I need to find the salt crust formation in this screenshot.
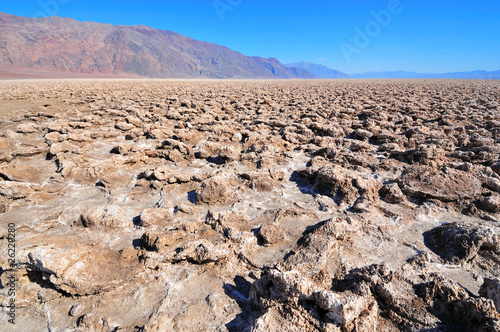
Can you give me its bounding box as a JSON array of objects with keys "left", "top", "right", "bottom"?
[{"left": 0, "top": 79, "right": 499, "bottom": 331}]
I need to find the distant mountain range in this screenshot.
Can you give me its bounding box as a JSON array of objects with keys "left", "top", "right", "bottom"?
[
  {"left": 351, "top": 70, "right": 500, "bottom": 79},
  {"left": 284, "top": 62, "right": 500, "bottom": 80},
  {"left": 0, "top": 12, "right": 498, "bottom": 80},
  {"left": 0, "top": 12, "right": 313, "bottom": 79},
  {"left": 284, "top": 61, "right": 350, "bottom": 79}
]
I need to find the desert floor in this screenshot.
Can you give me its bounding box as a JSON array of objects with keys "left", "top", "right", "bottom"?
[{"left": 1, "top": 79, "right": 500, "bottom": 331}]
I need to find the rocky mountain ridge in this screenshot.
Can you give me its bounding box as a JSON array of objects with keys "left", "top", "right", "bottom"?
[{"left": 0, "top": 12, "right": 314, "bottom": 79}]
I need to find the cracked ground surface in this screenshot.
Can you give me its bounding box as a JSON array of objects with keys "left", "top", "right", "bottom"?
[{"left": 0, "top": 79, "right": 500, "bottom": 331}]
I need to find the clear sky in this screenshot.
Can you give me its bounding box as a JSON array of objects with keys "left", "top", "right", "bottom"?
[{"left": 1, "top": 0, "right": 499, "bottom": 74}]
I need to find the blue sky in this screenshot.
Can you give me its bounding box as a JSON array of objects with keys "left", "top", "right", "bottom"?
[{"left": 1, "top": 0, "right": 499, "bottom": 73}]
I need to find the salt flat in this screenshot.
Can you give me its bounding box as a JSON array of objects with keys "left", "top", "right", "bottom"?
[{"left": 0, "top": 79, "right": 499, "bottom": 331}]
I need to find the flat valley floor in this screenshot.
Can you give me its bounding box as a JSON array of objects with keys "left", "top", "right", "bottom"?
[{"left": 1, "top": 79, "right": 500, "bottom": 331}]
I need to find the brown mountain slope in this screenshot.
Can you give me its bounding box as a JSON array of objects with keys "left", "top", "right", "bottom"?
[{"left": 0, "top": 12, "right": 314, "bottom": 79}]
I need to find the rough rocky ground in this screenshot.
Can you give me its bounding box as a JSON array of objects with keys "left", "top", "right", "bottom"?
[{"left": 0, "top": 79, "right": 499, "bottom": 331}]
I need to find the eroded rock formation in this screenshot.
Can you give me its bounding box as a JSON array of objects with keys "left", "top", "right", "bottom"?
[{"left": 0, "top": 79, "right": 499, "bottom": 331}]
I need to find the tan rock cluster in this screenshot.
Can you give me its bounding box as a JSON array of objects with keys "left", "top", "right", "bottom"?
[{"left": 0, "top": 79, "right": 499, "bottom": 331}]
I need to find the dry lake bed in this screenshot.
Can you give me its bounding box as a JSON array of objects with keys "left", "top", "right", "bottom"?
[{"left": 1, "top": 79, "right": 500, "bottom": 331}]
